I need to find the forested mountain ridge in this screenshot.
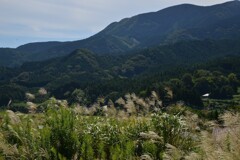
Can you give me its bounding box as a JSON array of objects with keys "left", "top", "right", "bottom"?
[
  {"left": 1, "top": 39, "right": 240, "bottom": 107},
  {"left": 1, "top": 1, "right": 240, "bottom": 67},
  {"left": 11, "top": 39, "right": 240, "bottom": 86}
]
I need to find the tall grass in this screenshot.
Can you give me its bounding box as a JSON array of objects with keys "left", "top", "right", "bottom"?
[{"left": 0, "top": 102, "right": 239, "bottom": 159}]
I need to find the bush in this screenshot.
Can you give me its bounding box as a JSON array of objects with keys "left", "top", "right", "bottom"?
[
  {"left": 46, "top": 108, "right": 79, "bottom": 159},
  {"left": 152, "top": 112, "right": 195, "bottom": 151}
]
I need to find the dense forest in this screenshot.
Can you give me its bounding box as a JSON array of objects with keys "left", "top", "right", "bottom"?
[{"left": 0, "top": 39, "right": 240, "bottom": 111}]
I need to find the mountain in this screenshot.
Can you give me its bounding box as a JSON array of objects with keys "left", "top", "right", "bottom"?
[
  {"left": 0, "top": 48, "right": 24, "bottom": 67},
  {"left": 22, "top": 1, "right": 240, "bottom": 54},
  {"left": 1, "top": 39, "right": 240, "bottom": 105},
  {"left": 8, "top": 39, "right": 240, "bottom": 89},
  {"left": 1, "top": 1, "right": 240, "bottom": 67}
]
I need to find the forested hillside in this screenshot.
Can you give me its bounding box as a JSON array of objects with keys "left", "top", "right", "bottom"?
[{"left": 0, "top": 47, "right": 239, "bottom": 109}]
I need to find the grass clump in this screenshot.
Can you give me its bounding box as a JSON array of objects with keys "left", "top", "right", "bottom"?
[{"left": 0, "top": 101, "right": 239, "bottom": 159}]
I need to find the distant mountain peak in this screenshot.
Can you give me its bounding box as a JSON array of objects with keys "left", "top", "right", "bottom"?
[{"left": 1, "top": 1, "right": 240, "bottom": 67}]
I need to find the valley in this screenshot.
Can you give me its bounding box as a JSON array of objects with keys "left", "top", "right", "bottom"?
[{"left": 0, "top": 1, "right": 240, "bottom": 159}]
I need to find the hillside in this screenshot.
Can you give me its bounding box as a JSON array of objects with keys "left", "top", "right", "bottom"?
[
  {"left": 11, "top": 39, "right": 240, "bottom": 86},
  {"left": 0, "top": 39, "right": 239, "bottom": 106},
  {"left": 20, "top": 1, "right": 240, "bottom": 55},
  {"left": 1, "top": 1, "right": 240, "bottom": 67}
]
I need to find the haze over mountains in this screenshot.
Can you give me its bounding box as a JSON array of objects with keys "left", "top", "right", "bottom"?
[{"left": 1, "top": 1, "right": 240, "bottom": 67}]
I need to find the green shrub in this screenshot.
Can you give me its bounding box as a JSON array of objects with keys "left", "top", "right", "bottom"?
[
  {"left": 152, "top": 112, "right": 194, "bottom": 151},
  {"left": 46, "top": 108, "right": 79, "bottom": 159}
]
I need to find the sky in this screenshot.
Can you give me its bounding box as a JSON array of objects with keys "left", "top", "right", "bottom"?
[{"left": 0, "top": 0, "right": 228, "bottom": 48}]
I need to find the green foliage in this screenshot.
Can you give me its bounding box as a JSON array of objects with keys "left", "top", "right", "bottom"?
[
  {"left": 0, "top": 84, "right": 25, "bottom": 107},
  {"left": 46, "top": 108, "right": 79, "bottom": 159},
  {"left": 68, "top": 88, "right": 87, "bottom": 105},
  {"left": 168, "top": 68, "right": 240, "bottom": 107},
  {"left": 1, "top": 43, "right": 240, "bottom": 108},
  {"left": 9, "top": 102, "right": 28, "bottom": 113},
  {"left": 1, "top": 104, "right": 240, "bottom": 159},
  {"left": 152, "top": 112, "right": 195, "bottom": 151},
  {"left": 0, "top": 111, "right": 47, "bottom": 159},
  {"left": 142, "top": 141, "right": 158, "bottom": 159}
]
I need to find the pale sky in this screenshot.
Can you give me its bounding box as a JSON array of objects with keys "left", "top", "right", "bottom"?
[{"left": 0, "top": 0, "right": 228, "bottom": 48}]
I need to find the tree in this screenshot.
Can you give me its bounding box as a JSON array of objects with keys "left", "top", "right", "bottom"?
[
  {"left": 69, "top": 89, "right": 87, "bottom": 105},
  {"left": 194, "top": 77, "right": 211, "bottom": 95},
  {"left": 228, "top": 73, "right": 239, "bottom": 91},
  {"left": 220, "top": 85, "right": 234, "bottom": 99},
  {"left": 182, "top": 73, "right": 194, "bottom": 89}
]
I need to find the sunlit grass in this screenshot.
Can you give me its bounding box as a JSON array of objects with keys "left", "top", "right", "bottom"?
[{"left": 0, "top": 100, "right": 239, "bottom": 159}]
